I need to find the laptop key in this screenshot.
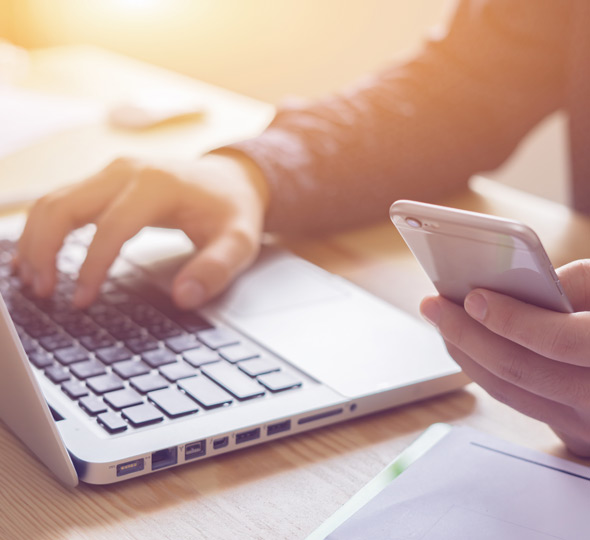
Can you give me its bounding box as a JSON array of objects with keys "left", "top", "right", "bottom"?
[
  {"left": 201, "top": 362, "right": 265, "bottom": 401},
  {"left": 125, "top": 335, "right": 159, "bottom": 354},
  {"left": 148, "top": 387, "right": 199, "bottom": 418},
  {"left": 174, "top": 311, "right": 212, "bottom": 333},
  {"left": 164, "top": 334, "right": 200, "bottom": 353},
  {"left": 141, "top": 348, "right": 177, "bottom": 368},
  {"left": 62, "top": 379, "right": 89, "bottom": 400},
  {"left": 219, "top": 344, "right": 260, "bottom": 364},
  {"left": 54, "top": 345, "right": 90, "bottom": 365},
  {"left": 112, "top": 359, "right": 151, "bottom": 379},
  {"left": 147, "top": 320, "right": 182, "bottom": 340},
  {"left": 121, "top": 403, "right": 164, "bottom": 428},
  {"left": 258, "top": 371, "right": 303, "bottom": 393},
  {"left": 19, "top": 334, "right": 38, "bottom": 354},
  {"left": 95, "top": 345, "right": 134, "bottom": 365},
  {"left": 107, "top": 321, "right": 142, "bottom": 340},
  {"left": 70, "top": 359, "right": 107, "bottom": 380},
  {"left": 79, "top": 395, "right": 108, "bottom": 416},
  {"left": 97, "top": 411, "right": 128, "bottom": 433},
  {"left": 62, "top": 317, "right": 99, "bottom": 337},
  {"left": 178, "top": 376, "right": 233, "bottom": 409},
  {"left": 25, "top": 320, "right": 59, "bottom": 338},
  {"left": 79, "top": 331, "right": 116, "bottom": 351},
  {"left": 197, "top": 327, "right": 240, "bottom": 350},
  {"left": 130, "top": 373, "right": 169, "bottom": 394},
  {"left": 182, "top": 347, "right": 220, "bottom": 367},
  {"left": 104, "top": 388, "right": 144, "bottom": 410},
  {"left": 28, "top": 349, "right": 54, "bottom": 369},
  {"left": 159, "top": 361, "right": 197, "bottom": 382},
  {"left": 86, "top": 373, "right": 125, "bottom": 394},
  {"left": 38, "top": 332, "right": 74, "bottom": 352},
  {"left": 45, "top": 364, "right": 71, "bottom": 384},
  {"left": 238, "top": 357, "right": 281, "bottom": 377}
]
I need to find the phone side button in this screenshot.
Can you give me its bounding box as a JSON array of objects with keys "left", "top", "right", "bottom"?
[{"left": 555, "top": 281, "right": 566, "bottom": 296}]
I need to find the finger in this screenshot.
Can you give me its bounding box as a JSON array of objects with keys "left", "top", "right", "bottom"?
[
  {"left": 444, "top": 341, "right": 578, "bottom": 433},
  {"left": 172, "top": 227, "right": 259, "bottom": 309},
  {"left": 73, "top": 176, "right": 174, "bottom": 307},
  {"left": 445, "top": 337, "right": 590, "bottom": 457},
  {"left": 463, "top": 289, "right": 590, "bottom": 367},
  {"left": 421, "top": 295, "right": 590, "bottom": 407},
  {"left": 550, "top": 427, "right": 590, "bottom": 458},
  {"left": 17, "top": 158, "right": 136, "bottom": 296}
]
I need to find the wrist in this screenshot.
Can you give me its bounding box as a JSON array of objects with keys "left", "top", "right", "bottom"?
[{"left": 203, "top": 148, "right": 270, "bottom": 214}]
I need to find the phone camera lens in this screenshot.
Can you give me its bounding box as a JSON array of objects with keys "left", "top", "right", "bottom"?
[{"left": 405, "top": 217, "right": 422, "bottom": 228}]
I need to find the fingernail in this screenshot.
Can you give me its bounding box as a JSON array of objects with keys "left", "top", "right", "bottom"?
[
  {"left": 465, "top": 293, "right": 488, "bottom": 321},
  {"left": 73, "top": 283, "right": 94, "bottom": 308},
  {"left": 421, "top": 298, "right": 441, "bottom": 327},
  {"left": 175, "top": 279, "right": 206, "bottom": 309}
]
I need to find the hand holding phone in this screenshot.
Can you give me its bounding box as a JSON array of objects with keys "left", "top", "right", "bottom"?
[{"left": 389, "top": 200, "right": 573, "bottom": 313}]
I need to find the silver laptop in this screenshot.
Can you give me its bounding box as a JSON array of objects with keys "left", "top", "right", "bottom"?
[{"left": 0, "top": 213, "right": 468, "bottom": 486}]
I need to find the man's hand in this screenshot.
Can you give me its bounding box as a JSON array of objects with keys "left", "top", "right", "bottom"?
[
  {"left": 14, "top": 151, "right": 269, "bottom": 309},
  {"left": 420, "top": 259, "right": 590, "bottom": 457}
]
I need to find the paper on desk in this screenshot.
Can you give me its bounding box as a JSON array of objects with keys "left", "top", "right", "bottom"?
[
  {"left": 0, "top": 85, "right": 104, "bottom": 160},
  {"left": 328, "top": 426, "right": 590, "bottom": 540}
]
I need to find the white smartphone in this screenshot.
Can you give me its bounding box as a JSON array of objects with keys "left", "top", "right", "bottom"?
[{"left": 389, "top": 200, "right": 573, "bottom": 313}]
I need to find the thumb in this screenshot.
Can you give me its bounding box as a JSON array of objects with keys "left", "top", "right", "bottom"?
[{"left": 171, "top": 229, "right": 259, "bottom": 309}]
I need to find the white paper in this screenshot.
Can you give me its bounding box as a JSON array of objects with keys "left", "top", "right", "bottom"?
[
  {"left": 0, "top": 85, "right": 104, "bottom": 159},
  {"left": 329, "top": 427, "right": 590, "bottom": 539}
]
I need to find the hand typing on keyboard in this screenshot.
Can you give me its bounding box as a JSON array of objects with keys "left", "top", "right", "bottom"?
[{"left": 13, "top": 151, "right": 269, "bottom": 309}]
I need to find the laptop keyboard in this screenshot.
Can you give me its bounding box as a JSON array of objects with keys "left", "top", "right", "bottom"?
[{"left": 0, "top": 236, "right": 303, "bottom": 435}]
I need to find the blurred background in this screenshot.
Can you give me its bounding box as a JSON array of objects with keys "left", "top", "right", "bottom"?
[{"left": 0, "top": 0, "right": 568, "bottom": 203}]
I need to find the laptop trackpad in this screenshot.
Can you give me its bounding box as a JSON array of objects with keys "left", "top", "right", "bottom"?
[
  {"left": 212, "top": 248, "right": 458, "bottom": 399},
  {"left": 215, "top": 249, "right": 349, "bottom": 317}
]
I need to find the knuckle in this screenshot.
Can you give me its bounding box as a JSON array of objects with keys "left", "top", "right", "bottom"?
[
  {"left": 542, "top": 320, "right": 583, "bottom": 360},
  {"left": 567, "top": 375, "right": 590, "bottom": 407},
  {"left": 497, "top": 354, "right": 527, "bottom": 385}
]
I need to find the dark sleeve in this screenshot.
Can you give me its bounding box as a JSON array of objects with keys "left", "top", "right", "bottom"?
[{"left": 229, "top": 0, "right": 572, "bottom": 235}]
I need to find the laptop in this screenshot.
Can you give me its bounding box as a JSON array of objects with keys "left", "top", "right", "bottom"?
[{"left": 0, "top": 213, "right": 468, "bottom": 486}]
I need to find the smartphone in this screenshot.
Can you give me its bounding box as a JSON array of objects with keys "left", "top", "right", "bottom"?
[{"left": 389, "top": 200, "right": 573, "bottom": 313}]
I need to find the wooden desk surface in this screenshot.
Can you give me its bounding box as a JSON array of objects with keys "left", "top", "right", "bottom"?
[{"left": 2, "top": 46, "right": 590, "bottom": 540}]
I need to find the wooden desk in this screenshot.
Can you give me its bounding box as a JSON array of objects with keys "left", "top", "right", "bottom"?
[{"left": 1, "top": 46, "right": 590, "bottom": 540}]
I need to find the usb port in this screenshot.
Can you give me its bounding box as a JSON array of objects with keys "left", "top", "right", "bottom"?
[
  {"left": 185, "top": 440, "right": 206, "bottom": 461},
  {"left": 213, "top": 436, "right": 229, "bottom": 450},
  {"left": 267, "top": 420, "right": 291, "bottom": 436},
  {"left": 151, "top": 447, "right": 178, "bottom": 471},
  {"left": 235, "top": 428, "right": 260, "bottom": 445},
  {"left": 116, "top": 458, "right": 145, "bottom": 477}
]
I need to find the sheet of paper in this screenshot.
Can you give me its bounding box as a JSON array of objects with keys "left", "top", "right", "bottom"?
[
  {"left": 0, "top": 84, "right": 104, "bottom": 159},
  {"left": 328, "top": 426, "right": 590, "bottom": 540}
]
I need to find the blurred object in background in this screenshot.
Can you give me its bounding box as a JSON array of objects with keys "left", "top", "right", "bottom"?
[
  {"left": 0, "top": 0, "right": 570, "bottom": 205},
  {"left": 108, "top": 89, "right": 204, "bottom": 130},
  {"left": 0, "top": 40, "right": 30, "bottom": 84},
  {"left": 2, "top": 0, "right": 450, "bottom": 103},
  {"left": 0, "top": 85, "right": 104, "bottom": 159}
]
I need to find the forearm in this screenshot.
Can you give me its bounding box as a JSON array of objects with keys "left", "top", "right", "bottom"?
[{"left": 229, "top": 0, "right": 570, "bottom": 235}]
